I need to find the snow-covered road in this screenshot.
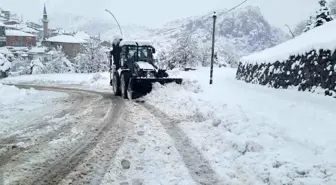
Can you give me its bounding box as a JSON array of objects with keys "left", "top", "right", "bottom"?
[
  {"left": 1, "top": 85, "right": 128, "bottom": 185},
  {"left": 1, "top": 67, "right": 336, "bottom": 185}
]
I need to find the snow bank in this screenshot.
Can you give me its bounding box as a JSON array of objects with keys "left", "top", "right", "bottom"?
[
  {"left": 0, "top": 72, "right": 111, "bottom": 92},
  {"left": 241, "top": 20, "right": 336, "bottom": 64},
  {"left": 143, "top": 67, "right": 336, "bottom": 184}
]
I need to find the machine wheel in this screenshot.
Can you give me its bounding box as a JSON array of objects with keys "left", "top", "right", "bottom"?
[
  {"left": 120, "top": 73, "right": 130, "bottom": 99},
  {"left": 127, "top": 78, "right": 135, "bottom": 100},
  {"left": 112, "top": 72, "right": 121, "bottom": 96}
]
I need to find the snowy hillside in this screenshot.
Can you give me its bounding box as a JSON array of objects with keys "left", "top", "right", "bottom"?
[
  {"left": 48, "top": 6, "right": 289, "bottom": 67},
  {"left": 49, "top": 13, "right": 154, "bottom": 41},
  {"left": 153, "top": 6, "right": 289, "bottom": 64}
]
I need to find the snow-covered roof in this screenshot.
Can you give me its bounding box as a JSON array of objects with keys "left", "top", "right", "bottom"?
[
  {"left": 46, "top": 35, "right": 85, "bottom": 44},
  {"left": 120, "top": 40, "right": 153, "bottom": 47},
  {"left": 241, "top": 20, "right": 336, "bottom": 64},
  {"left": 0, "top": 47, "right": 12, "bottom": 54},
  {"left": 0, "top": 22, "right": 4, "bottom": 26},
  {"left": 21, "top": 27, "right": 39, "bottom": 34},
  {"left": 28, "top": 47, "right": 47, "bottom": 54},
  {"left": 74, "top": 31, "right": 90, "bottom": 41},
  {"left": 5, "top": 30, "right": 36, "bottom": 37}
]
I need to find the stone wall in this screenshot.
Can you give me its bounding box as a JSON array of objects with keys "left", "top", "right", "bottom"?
[{"left": 236, "top": 49, "right": 336, "bottom": 97}]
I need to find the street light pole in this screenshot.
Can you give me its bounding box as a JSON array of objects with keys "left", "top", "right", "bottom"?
[{"left": 105, "top": 9, "right": 123, "bottom": 37}]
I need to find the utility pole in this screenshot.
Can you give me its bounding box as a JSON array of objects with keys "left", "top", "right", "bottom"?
[
  {"left": 209, "top": 0, "right": 248, "bottom": 85},
  {"left": 209, "top": 12, "right": 217, "bottom": 85},
  {"left": 285, "top": 24, "right": 295, "bottom": 38}
]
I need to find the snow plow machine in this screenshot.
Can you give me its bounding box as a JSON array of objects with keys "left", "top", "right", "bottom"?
[{"left": 109, "top": 39, "right": 182, "bottom": 99}]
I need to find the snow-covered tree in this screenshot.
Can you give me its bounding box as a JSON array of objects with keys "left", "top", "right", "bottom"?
[
  {"left": 294, "top": 20, "right": 309, "bottom": 36},
  {"left": 10, "top": 57, "right": 31, "bottom": 75},
  {"left": 304, "top": 0, "right": 334, "bottom": 33},
  {"left": 169, "top": 31, "right": 199, "bottom": 69},
  {"left": 199, "top": 41, "right": 212, "bottom": 67},
  {"left": 30, "top": 58, "right": 45, "bottom": 74},
  {"left": 74, "top": 38, "right": 108, "bottom": 73},
  {"left": 303, "top": 16, "right": 315, "bottom": 33},
  {"left": 314, "top": 0, "right": 334, "bottom": 28},
  {"left": 43, "top": 47, "right": 75, "bottom": 74},
  {"left": 0, "top": 53, "right": 11, "bottom": 77}
]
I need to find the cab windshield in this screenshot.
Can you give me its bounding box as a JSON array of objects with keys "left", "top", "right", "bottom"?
[{"left": 127, "top": 46, "right": 152, "bottom": 61}]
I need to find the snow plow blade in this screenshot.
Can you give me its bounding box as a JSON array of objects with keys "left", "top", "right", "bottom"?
[{"left": 131, "top": 78, "right": 183, "bottom": 96}]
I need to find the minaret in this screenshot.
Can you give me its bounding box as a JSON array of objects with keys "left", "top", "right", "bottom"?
[{"left": 42, "top": 3, "right": 49, "bottom": 40}]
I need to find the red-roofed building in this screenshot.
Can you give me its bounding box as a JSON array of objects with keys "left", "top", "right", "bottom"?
[{"left": 5, "top": 30, "right": 36, "bottom": 47}]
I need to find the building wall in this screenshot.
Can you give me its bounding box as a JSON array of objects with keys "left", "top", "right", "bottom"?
[
  {"left": 0, "top": 26, "right": 5, "bottom": 47},
  {"left": 6, "top": 36, "right": 36, "bottom": 47},
  {"left": 44, "top": 41, "right": 83, "bottom": 58}
]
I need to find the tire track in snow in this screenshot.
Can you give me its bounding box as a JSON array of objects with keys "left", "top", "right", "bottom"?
[
  {"left": 0, "top": 92, "right": 102, "bottom": 168},
  {"left": 0, "top": 92, "right": 84, "bottom": 144},
  {"left": 0, "top": 93, "right": 103, "bottom": 168},
  {"left": 23, "top": 89, "right": 125, "bottom": 185},
  {"left": 1, "top": 85, "right": 126, "bottom": 185},
  {"left": 142, "top": 103, "right": 223, "bottom": 185}
]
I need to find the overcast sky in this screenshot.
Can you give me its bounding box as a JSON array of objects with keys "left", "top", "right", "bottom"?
[{"left": 0, "top": 0, "right": 319, "bottom": 30}]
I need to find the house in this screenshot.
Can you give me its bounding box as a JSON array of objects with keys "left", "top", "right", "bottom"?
[
  {"left": 43, "top": 35, "right": 85, "bottom": 58},
  {"left": 28, "top": 46, "right": 48, "bottom": 60},
  {"left": 5, "top": 30, "right": 37, "bottom": 47},
  {"left": 4, "top": 20, "right": 20, "bottom": 25},
  {"left": 0, "top": 22, "right": 5, "bottom": 47},
  {"left": 1, "top": 11, "right": 10, "bottom": 21}
]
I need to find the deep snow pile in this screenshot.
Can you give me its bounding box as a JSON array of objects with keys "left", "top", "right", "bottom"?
[{"left": 143, "top": 67, "right": 336, "bottom": 185}]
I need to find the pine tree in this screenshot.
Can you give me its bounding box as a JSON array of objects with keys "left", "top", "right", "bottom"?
[
  {"left": 303, "top": 16, "right": 314, "bottom": 33},
  {"left": 314, "top": 0, "right": 333, "bottom": 28}
]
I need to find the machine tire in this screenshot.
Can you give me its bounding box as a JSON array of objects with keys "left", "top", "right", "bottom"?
[
  {"left": 120, "top": 72, "right": 130, "bottom": 99},
  {"left": 127, "top": 78, "right": 135, "bottom": 100},
  {"left": 112, "top": 72, "right": 121, "bottom": 96}
]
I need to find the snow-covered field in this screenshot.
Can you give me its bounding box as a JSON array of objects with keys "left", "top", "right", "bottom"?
[{"left": 1, "top": 67, "right": 336, "bottom": 184}]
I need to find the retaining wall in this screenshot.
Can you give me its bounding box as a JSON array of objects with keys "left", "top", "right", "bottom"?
[{"left": 236, "top": 49, "right": 336, "bottom": 97}]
